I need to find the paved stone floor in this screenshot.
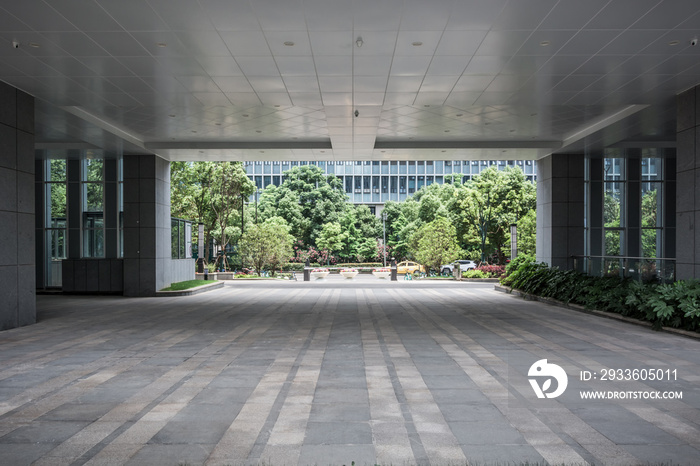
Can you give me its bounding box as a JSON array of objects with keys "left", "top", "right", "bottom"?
[{"left": 1, "top": 277, "right": 699, "bottom": 466}]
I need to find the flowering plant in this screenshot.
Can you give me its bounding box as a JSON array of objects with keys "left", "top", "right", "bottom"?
[
  {"left": 312, "top": 268, "right": 329, "bottom": 272},
  {"left": 373, "top": 268, "right": 390, "bottom": 272},
  {"left": 342, "top": 268, "right": 358, "bottom": 272}
]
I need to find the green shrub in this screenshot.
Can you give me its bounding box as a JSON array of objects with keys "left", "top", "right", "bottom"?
[
  {"left": 463, "top": 269, "right": 488, "bottom": 279},
  {"left": 501, "top": 260, "right": 700, "bottom": 331},
  {"left": 505, "top": 253, "right": 535, "bottom": 276}
]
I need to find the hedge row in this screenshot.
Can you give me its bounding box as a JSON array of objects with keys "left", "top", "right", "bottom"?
[{"left": 501, "top": 262, "right": 700, "bottom": 331}]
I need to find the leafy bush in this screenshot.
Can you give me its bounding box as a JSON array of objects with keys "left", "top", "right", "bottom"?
[
  {"left": 505, "top": 253, "right": 535, "bottom": 276},
  {"left": 463, "top": 269, "right": 488, "bottom": 279},
  {"left": 501, "top": 261, "right": 700, "bottom": 331},
  {"left": 476, "top": 264, "right": 505, "bottom": 278}
]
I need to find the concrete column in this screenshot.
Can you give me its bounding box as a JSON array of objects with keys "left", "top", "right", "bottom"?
[
  {"left": 123, "top": 154, "right": 172, "bottom": 296},
  {"left": 536, "top": 154, "right": 585, "bottom": 269},
  {"left": 676, "top": 86, "right": 700, "bottom": 279},
  {"left": 0, "top": 81, "right": 35, "bottom": 329}
]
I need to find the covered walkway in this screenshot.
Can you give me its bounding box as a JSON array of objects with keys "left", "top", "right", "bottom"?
[{"left": 1, "top": 280, "right": 699, "bottom": 465}]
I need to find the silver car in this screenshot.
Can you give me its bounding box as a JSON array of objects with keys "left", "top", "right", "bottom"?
[{"left": 441, "top": 260, "right": 477, "bottom": 275}]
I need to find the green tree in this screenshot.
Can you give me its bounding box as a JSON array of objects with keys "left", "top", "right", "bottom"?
[
  {"left": 316, "top": 222, "right": 345, "bottom": 263},
  {"left": 411, "top": 217, "right": 462, "bottom": 273},
  {"left": 515, "top": 209, "right": 536, "bottom": 256},
  {"left": 452, "top": 167, "right": 535, "bottom": 263},
  {"left": 356, "top": 237, "right": 378, "bottom": 263},
  {"left": 642, "top": 188, "right": 659, "bottom": 258},
  {"left": 257, "top": 165, "right": 348, "bottom": 246},
  {"left": 239, "top": 216, "right": 294, "bottom": 276},
  {"left": 171, "top": 161, "right": 221, "bottom": 261},
  {"left": 604, "top": 192, "right": 621, "bottom": 256},
  {"left": 209, "top": 162, "right": 255, "bottom": 270}
]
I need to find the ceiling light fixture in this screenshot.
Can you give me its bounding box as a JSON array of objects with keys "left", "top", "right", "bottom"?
[
  {"left": 28, "top": 42, "right": 40, "bottom": 48},
  {"left": 668, "top": 40, "right": 680, "bottom": 46},
  {"left": 540, "top": 40, "right": 550, "bottom": 47},
  {"left": 284, "top": 41, "right": 294, "bottom": 46},
  {"left": 456, "top": 114, "right": 463, "bottom": 117},
  {"left": 156, "top": 42, "right": 167, "bottom": 47},
  {"left": 356, "top": 37, "right": 363, "bottom": 48},
  {"left": 412, "top": 41, "right": 423, "bottom": 46}
]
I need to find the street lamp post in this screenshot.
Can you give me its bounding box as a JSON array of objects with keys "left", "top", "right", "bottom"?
[{"left": 382, "top": 211, "right": 387, "bottom": 267}]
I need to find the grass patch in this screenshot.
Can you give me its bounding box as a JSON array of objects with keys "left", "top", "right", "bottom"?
[{"left": 161, "top": 280, "right": 218, "bottom": 291}]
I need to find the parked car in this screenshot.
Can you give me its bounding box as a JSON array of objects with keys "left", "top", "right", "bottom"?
[
  {"left": 396, "top": 261, "right": 426, "bottom": 275},
  {"left": 440, "top": 260, "right": 477, "bottom": 275}
]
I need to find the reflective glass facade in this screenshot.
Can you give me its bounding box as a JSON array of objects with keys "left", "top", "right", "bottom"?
[{"left": 245, "top": 159, "right": 536, "bottom": 206}]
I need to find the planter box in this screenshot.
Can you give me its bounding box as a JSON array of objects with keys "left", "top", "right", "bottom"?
[
  {"left": 340, "top": 270, "right": 359, "bottom": 279},
  {"left": 372, "top": 271, "right": 391, "bottom": 279},
  {"left": 310, "top": 271, "right": 330, "bottom": 280}
]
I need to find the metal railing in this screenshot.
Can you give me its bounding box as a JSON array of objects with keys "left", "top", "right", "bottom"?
[{"left": 572, "top": 255, "right": 675, "bottom": 283}]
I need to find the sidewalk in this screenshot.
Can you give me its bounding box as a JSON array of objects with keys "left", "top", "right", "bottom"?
[{"left": 0, "top": 281, "right": 698, "bottom": 465}]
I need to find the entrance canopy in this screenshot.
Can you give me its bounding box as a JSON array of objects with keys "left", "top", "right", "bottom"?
[{"left": 1, "top": 1, "right": 694, "bottom": 161}]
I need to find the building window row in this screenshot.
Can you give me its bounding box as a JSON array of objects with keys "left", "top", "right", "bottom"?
[{"left": 246, "top": 159, "right": 536, "bottom": 204}]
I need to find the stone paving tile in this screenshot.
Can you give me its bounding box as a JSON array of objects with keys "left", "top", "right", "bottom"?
[{"left": 0, "top": 281, "right": 699, "bottom": 465}]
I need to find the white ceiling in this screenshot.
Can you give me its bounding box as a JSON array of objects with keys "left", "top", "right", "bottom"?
[{"left": 2, "top": 0, "right": 698, "bottom": 161}]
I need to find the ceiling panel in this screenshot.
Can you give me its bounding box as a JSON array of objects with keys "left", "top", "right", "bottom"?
[
  {"left": 0, "top": 0, "right": 694, "bottom": 160},
  {"left": 96, "top": 0, "right": 169, "bottom": 31}
]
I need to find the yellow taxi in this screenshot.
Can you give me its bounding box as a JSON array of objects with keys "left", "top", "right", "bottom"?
[{"left": 396, "top": 261, "right": 426, "bottom": 275}]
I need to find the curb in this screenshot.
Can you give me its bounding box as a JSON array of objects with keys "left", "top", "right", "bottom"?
[
  {"left": 493, "top": 285, "right": 700, "bottom": 341},
  {"left": 156, "top": 281, "right": 224, "bottom": 297}
]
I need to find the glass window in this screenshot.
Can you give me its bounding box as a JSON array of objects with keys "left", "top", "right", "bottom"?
[{"left": 82, "top": 158, "right": 105, "bottom": 258}]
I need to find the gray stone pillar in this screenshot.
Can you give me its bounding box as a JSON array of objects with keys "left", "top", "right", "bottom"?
[
  {"left": 676, "top": 86, "right": 700, "bottom": 279},
  {"left": 0, "top": 81, "right": 35, "bottom": 329},
  {"left": 123, "top": 154, "right": 172, "bottom": 296},
  {"left": 536, "top": 154, "right": 585, "bottom": 269}
]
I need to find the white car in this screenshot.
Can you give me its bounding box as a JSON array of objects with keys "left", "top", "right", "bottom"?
[{"left": 440, "top": 260, "right": 477, "bottom": 275}]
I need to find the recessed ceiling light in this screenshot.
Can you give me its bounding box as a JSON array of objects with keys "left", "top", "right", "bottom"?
[
  {"left": 28, "top": 42, "right": 40, "bottom": 48},
  {"left": 456, "top": 113, "right": 463, "bottom": 117},
  {"left": 284, "top": 41, "right": 295, "bottom": 46},
  {"left": 356, "top": 37, "right": 363, "bottom": 48},
  {"left": 668, "top": 40, "right": 680, "bottom": 46},
  {"left": 156, "top": 42, "right": 167, "bottom": 47},
  {"left": 412, "top": 41, "right": 423, "bottom": 47},
  {"left": 540, "top": 40, "right": 550, "bottom": 47}
]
